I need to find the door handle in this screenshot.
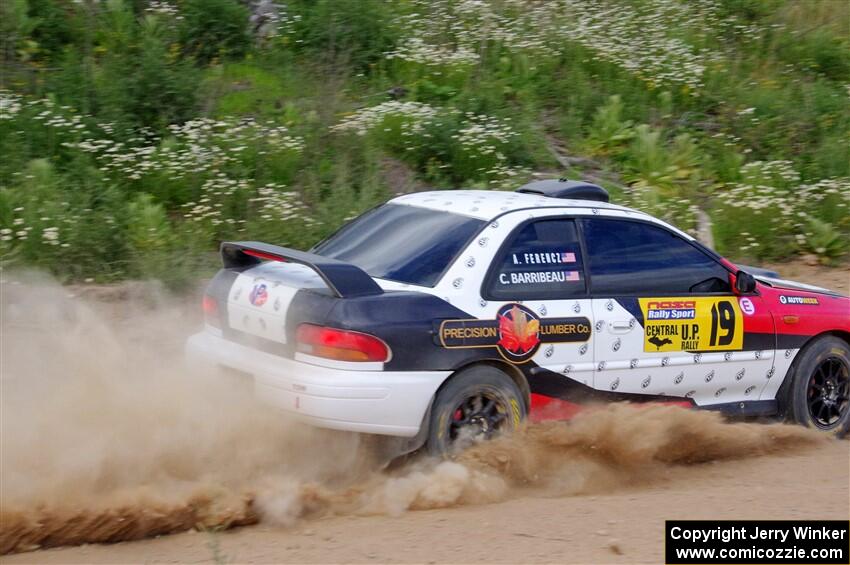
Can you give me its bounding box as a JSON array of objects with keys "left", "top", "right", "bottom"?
[{"left": 610, "top": 320, "right": 633, "bottom": 333}]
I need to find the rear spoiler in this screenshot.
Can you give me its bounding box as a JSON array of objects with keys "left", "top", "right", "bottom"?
[{"left": 220, "top": 241, "right": 384, "bottom": 299}]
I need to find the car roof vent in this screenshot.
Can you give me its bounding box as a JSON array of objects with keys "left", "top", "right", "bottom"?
[{"left": 516, "top": 178, "right": 609, "bottom": 202}]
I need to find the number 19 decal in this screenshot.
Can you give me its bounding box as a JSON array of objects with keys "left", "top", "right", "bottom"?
[
  {"left": 640, "top": 297, "right": 743, "bottom": 353},
  {"left": 709, "top": 301, "right": 737, "bottom": 347}
]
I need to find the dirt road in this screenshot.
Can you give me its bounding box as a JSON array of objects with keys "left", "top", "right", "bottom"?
[
  {"left": 1, "top": 264, "right": 848, "bottom": 564},
  {"left": 2, "top": 440, "right": 847, "bottom": 564}
]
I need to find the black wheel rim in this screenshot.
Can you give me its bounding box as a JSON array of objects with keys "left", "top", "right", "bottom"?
[
  {"left": 806, "top": 356, "right": 850, "bottom": 429},
  {"left": 449, "top": 392, "right": 509, "bottom": 446}
]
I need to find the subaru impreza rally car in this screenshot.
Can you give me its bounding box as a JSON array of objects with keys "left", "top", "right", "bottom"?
[{"left": 186, "top": 179, "right": 850, "bottom": 454}]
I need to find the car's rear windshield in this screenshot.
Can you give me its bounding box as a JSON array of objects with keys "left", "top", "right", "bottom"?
[{"left": 312, "top": 204, "right": 485, "bottom": 287}]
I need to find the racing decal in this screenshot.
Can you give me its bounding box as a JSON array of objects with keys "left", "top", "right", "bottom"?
[
  {"left": 249, "top": 282, "right": 269, "bottom": 306},
  {"left": 739, "top": 297, "right": 755, "bottom": 315},
  {"left": 499, "top": 270, "right": 581, "bottom": 285},
  {"left": 438, "top": 303, "right": 591, "bottom": 363},
  {"left": 510, "top": 250, "right": 576, "bottom": 265},
  {"left": 639, "top": 297, "right": 743, "bottom": 353},
  {"left": 778, "top": 295, "right": 819, "bottom": 305}
]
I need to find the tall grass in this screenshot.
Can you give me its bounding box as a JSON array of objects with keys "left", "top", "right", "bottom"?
[{"left": 1, "top": 0, "right": 848, "bottom": 287}]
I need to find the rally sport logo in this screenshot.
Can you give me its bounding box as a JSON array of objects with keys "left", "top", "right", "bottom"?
[{"left": 438, "top": 303, "right": 591, "bottom": 363}]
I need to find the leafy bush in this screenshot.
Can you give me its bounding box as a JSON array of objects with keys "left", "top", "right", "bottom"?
[
  {"left": 288, "top": 0, "right": 398, "bottom": 70},
  {"left": 126, "top": 193, "right": 174, "bottom": 279},
  {"left": 99, "top": 16, "right": 200, "bottom": 131},
  {"left": 179, "top": 0, "right": 251, "bottom": 64},
  {"left": 583, "top": 95, "right": 635, "bottom": 155},
  {"left": 803, "top": 218, "right": 847, "bottom": 265},
  {"left": 16, "top": 0, "right": 73, "bottom": 62}
]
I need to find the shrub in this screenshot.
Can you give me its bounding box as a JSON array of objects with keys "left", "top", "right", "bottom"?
[
  {"left": 583, "top": 95, "right": 635, "bottom": 155},
  {"left": 126, "top": 192, "right": 174, "bottom": 279},
  {"left": 287, "top": 0, "right": 398, "bottom": 71},
  {"left": 179, "top": 0, "right": 251, "bottom": 65},
  {"left": 803, "top": 218, "right": 847, "bottom": 265}
]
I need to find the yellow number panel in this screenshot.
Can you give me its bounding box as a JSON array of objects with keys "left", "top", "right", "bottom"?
[{"left": 639, "top": 297, "right": 743, "bottom": 353}]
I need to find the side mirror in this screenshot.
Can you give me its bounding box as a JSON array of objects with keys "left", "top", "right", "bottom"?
[{"left": 735, "top": 270, "right": 757, "bottom": 294}]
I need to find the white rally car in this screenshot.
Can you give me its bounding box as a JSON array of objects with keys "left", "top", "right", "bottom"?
[{"left": 186, "top": 179, "right": 850, "bottom": 454}]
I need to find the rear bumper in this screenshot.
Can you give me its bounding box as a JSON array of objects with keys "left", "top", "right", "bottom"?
[{"left": 185, "top": 330, "right": 450, "bottom": 437}]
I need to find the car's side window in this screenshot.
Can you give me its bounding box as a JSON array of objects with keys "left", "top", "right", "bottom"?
[
  {"left": 486, "top": 218, "right": 586, "bottom": 300},
  {"left": 581, "top": 218, "right": 731, "bottom": 296}
]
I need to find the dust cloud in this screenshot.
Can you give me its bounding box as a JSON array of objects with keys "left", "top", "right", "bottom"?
[{"left": 0, "top": 274, "right": 824, "bottom": 554}]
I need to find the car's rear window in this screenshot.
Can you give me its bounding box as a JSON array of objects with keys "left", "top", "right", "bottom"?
[{"left": 312, "top": 204, "right": 485, "bottom": 287}]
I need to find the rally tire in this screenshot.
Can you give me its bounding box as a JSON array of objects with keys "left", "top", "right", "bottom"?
[
  {"left": 426, "top": 365, "right": 526, "bottom": 457},
  {"left": 783, "top": 336, "right": 850, "bottom": 437}
]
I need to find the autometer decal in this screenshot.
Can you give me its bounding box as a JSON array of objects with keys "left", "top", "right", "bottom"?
[
  {"left": 639, "top": 297, "right": 743, "bottom": 353},
  {"left": 438, "top": 303, "right": 591, "bottom": 363},
  {"left": 778, "top": 295, "right": 819, "bottom": 305}
]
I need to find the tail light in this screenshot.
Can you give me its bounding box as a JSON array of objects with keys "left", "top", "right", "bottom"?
[
  {"left": 295, "top": 324, "right": 390, "bottom": 363},
  {"left": 202, "top": 294, "right": 221, "bottom": 328}
]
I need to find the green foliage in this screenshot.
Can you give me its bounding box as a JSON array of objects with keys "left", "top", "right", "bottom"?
[
  {"left": 288, "top": 0, "right": 398, "bottom": 70},
  {"left": 583, "top": 95, "right": 635, "bottom": 155},
  {"left": 97, "top": 14, "right": 200, "bottom": 130},
  {"left": 776, "top": 29, "right": 850, "bottom": 82},
  {"left": 2, "top": 0, "right": 41, "bottom": 64},
  {"left": 2, "top": 0, "right": 849, "bottom": 286},
  {"left": 206, "top": 63, "right": 298, "bottom": 119},
  {"left": 179, "top": 0, "right": 250, "bottom": 65},
  {"left": 803, "top": 218, "right": 847, "bottom": 266},
  {"left": 126, "top": 193, "right": 174, "bottom": 278},
  {"left": 715, "top": 0, "right": 781, "bottom": 22},
  {"left": 626, "top": 128, "right": 701, "bottom": 194}
]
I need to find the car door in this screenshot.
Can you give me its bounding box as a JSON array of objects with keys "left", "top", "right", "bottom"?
[
  {"left": 581, "top": 216, "right": 775, "bottom": 406},
  {"left": 481, "top": 217, "right": 596, "bottom": 386}
]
